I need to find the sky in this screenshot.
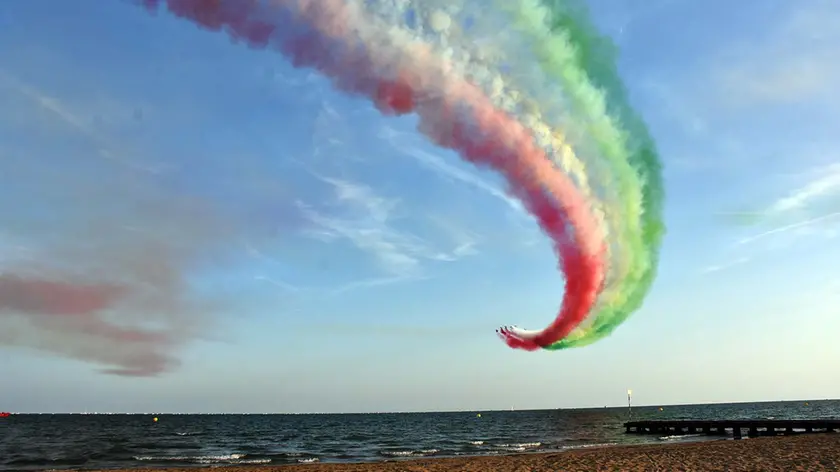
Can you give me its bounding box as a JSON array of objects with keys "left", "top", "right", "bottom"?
[{"left": 1, "top": 0, "right": 839, "bottom": 413}]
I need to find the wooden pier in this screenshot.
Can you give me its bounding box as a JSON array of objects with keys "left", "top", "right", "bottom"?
[{"left": 625, "top": 419, "right": 840, "bottom": 439}]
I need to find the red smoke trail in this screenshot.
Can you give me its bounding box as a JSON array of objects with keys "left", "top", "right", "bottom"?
[
  {"left": 141, "top": 0, "right": 605, "bottom": 348},
  {"left": 0, "top": 274, "right": 170, "bottom": 340},
  {"left": 0, "top": 273, "right": 174, "bottom": 375},
  {"left": 0, "top": 274, "right": 124, "bottom": 316}
]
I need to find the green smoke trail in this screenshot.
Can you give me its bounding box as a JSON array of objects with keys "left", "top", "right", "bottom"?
[
  {"left": 506, "top": 0, "right": 666, "bottom": 348},
  {"left": 545, "top": 0, "right": 665, "bottom": 348}
]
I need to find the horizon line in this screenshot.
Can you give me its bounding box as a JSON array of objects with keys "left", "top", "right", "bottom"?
[{"left": 6, "top": 398, "right": 835, "bottom": 415}]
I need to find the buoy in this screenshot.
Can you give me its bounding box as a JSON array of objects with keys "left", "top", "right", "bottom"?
[
  {"left": 476, "top": 413, "right": 481, "bottom": 418},
  {"left": 659, "top": 407, "right": 663, "bottom": 411},
  {"left": 153, "top": 417, "right": 158, "bottom": 422}
]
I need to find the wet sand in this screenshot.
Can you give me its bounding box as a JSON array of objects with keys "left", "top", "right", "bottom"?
[{"left": 95, "top": 433, "right": 840, "bottom": 471}]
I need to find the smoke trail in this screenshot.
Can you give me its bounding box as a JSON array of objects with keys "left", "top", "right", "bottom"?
[
  {"left": 363, "top": 1, "right": 596, "bottom": 195},
  {"left": 0, "top": 274, "right": 174, "bottom": 376},
  {"left": 0, "top": 132, "right": 272, "bottom": 375},
  {"left": 376, "top": 1, "right": 664, "bottom": 346},
  {"left": 526, "top": 0, "right": 665, "bottom": 348},
  {"left": 0, "top": 275, "right": 124, "bottom": 316},
  {"left": 361, "top": 0, "right": 616, "bottom": 281},
  {"left": 141, "top": 0, "right": 606, "bottom": 348},
  {"left": 354, "top": 1, "right": 619, "bottom": 345}
]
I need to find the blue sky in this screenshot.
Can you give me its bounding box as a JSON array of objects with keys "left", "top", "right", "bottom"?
[{"left": 1, "top": 0, "right": 839, "bottom": 413}]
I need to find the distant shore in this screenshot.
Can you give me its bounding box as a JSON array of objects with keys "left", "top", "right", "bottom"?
[{"left": 90, "top": 434, "right": 840, "bottom": 472}]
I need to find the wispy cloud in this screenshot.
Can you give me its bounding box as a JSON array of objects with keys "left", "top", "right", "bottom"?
[
  {"left": 310, "top": 99, "right": 370, "bottom": 167},
  {"left": 379, "top": 125, "right": 546, "bottom": 248},
  {"left": 424, "top": 215, "right": 481, "bottom": 261},
  {"left": 327, "top": 275, "right": 426, "bottom": 296},
  {"left": 0, "top": 70, "right": 166, "bottom": 173},
  {"left": 766, "top": 164, "right": 840, "bottom": 215},
  {"left": 297, "top": 175, "right": 478, "bottom": 293},
  {"left": 729, "top": 163, "right": 840, "bottom": 246},
  {"left": 300, "top": 177, "right": 423, "bottom": 276},
  {"left": 736, "top": 211, "right": 840, "bottom": 246},
  {"left": 700, "top": 256, "right": 750, "bottom": 275},
  {"left": 288, "top": 321, "right": 487, "bottom": 339},
  {"left": 712, "top": 1, "right": 840, "bottom": 107},
  {"left": 253, "top": 275, "right": 301, "bottom": 293},
  {"left": 708, "top": 165, "right": 840, "bottom": 272},
  {"left": 377, "top": 125, "right": 527, "bottom": 216},
  {"left": 704, "top": 212, "right": 840, "bottom": 273}
]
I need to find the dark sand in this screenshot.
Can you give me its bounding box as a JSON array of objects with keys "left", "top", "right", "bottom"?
[{"left": 95, "top": 434, "right": 840, "bottom": 471}]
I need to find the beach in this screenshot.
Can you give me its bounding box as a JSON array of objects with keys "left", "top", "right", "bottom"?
[{"left": 90, "top": 434, "right": 840, "bottom": 472}]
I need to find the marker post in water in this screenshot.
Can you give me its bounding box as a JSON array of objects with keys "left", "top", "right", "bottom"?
[{"left": 627, "top": 389, "right": 632, "bottom": 420}]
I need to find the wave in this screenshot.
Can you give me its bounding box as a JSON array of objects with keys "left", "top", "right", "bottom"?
[
  {"left": 132, "top": 453, "right": 270, "bottom": 464},
  {"left": 496, "top": 442, "right": 543, "bottom": 452},
  {"left": 379, "top": 448, "right": 440, "bottom": 458},
  {"left": 659, "top": 434, "right": 704, "bottom": 441}
]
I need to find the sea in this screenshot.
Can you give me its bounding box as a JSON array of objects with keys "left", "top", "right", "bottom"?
[{"left": 1, "top": 400, "right": 838, "bottom": 470}]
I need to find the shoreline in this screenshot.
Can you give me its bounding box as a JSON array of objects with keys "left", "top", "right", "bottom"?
[{"left": 86, "top": 434, "right": 840, "bottom": 472}]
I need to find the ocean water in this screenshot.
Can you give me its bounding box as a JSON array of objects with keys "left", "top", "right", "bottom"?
[{"left": 1, "top": 400, "right": 838, "bottom": 470}]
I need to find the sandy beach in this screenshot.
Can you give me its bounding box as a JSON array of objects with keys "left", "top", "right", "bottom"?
[{"left": 90, "top": 434, "right": 840, "bottom": 472}]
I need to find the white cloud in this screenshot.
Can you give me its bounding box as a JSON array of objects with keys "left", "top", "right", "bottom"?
[
  {"left": 328, "top": 275, "right": 427, "bottom": 296},
  {"left": 310, "top": 99, "right": 370, "bottom": 166},
  {"left": 729, "top": 163, "right": 840, "bottom": 248},
  {"left": 723, "top": 162, "right": 840, "bottom": 251},
  {"left": 700, "top": 256, "right": 749, "bottom": 275},
  {"left": 766, "top": 163, "right": 840, "bottom": 214},
  {"left": 297, "top": 175, "right": 478, "bottom": 293},
  {"left": 424, "top": 215, "right": 481, "bottom": 261},
  {"left": 703, "top": 211, "right": 840, "bottom": 273},
  {"left": 253, "top": 275, "right": 301, "bottom": 293},
  {"left": 736, "top": 211, "right": 840, "bottom": 246},
  {"left": 707, "top": 165, "right": 840, "bottom": 272}
]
